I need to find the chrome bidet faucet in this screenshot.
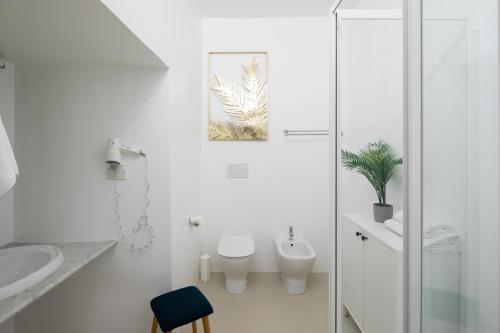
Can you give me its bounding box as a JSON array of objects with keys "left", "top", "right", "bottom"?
[{"left": 289, "top": 226, "right": 294, "bottom": 241}]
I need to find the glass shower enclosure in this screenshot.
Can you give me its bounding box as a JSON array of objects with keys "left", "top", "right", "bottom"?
[{"left": 420, "top": 0, "right": 499, "bottom": 332}]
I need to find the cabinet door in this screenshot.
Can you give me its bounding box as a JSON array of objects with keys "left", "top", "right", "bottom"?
[
  {"left": 342, "top": 218, "right": 364, "bottom": 327},
  {"left": 363, "top": 237, "right": 399, "bottom": 333}
]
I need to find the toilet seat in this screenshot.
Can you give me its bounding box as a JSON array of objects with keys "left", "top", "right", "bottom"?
[{"left": 217, "top": 235, "right": 255, "bottom": 258}]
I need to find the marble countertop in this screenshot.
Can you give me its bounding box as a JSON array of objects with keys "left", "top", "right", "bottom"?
[{"left": 0, "top": 240, "right": 117, "bottom": 324}]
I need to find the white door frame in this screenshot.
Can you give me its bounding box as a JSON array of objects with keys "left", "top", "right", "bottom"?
[
  {"left": 329, "top": 1, "right": 422, "bottom": 332},
  {"left": 328, "top": 4, "right": 339, "bottom": 332},
  {"left": 404, "top": 0, "right": 422, "bottom": 332}
]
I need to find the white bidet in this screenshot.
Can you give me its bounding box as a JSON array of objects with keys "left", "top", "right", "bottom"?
[{"left": 275, "top": 236, "right": 316, "bottom": 294}]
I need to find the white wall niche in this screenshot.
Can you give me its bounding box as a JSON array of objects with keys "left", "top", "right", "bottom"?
[{"left": 0, "top": 0, "right": 167, "bottom": 68}]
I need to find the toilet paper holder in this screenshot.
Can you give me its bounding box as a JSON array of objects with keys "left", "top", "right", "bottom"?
[{"left": 189, "top": 216, "right": 203, "bottom": 227}]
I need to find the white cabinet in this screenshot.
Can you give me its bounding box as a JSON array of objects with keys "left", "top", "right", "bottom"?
[
  {"left": 342, "top": 213, "right": 403, "bottom": 333},
  {"left": 342, "top": 217, "right": 365, "bottom": 326}
]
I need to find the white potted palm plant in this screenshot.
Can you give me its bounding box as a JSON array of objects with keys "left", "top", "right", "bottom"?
[{"left": 341, "top": 140, "right": 403, "bottom": 223}]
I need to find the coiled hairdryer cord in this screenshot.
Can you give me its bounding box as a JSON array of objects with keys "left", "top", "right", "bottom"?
[{"left": 113, "top": 155, "right": 153, "bottom": 253}]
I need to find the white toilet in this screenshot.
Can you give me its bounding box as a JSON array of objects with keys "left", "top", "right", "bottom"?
[{"left": 217, "top": 235, "right": 255, "bottom": 294}]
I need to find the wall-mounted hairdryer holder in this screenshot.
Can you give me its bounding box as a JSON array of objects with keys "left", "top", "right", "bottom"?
[{"left": 107, "top": 165, "right": 126, "bottom": 180}]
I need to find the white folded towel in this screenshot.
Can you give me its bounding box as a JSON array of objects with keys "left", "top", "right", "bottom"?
[
  {"left": 393, "top": 210, "right": 404, "bottom": 223},
  {"left": 423, "top": 232, "right": 461, "bottom": 253},
  {"left": 384, "top": 219, "right": 403, "bottom": 236},
  {"left": 0, "top": 113, "right": 18, "bottom": 196},
  {"left": 424, "top": 225, "right": 452, "bottom": 239}
]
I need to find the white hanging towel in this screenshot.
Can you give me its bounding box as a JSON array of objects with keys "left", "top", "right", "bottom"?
[{"left": 0, "top": 113, "right": 18, "bottom": 196}]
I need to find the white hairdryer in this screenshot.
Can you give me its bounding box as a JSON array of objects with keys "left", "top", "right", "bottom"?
[{"left": 105, "top": 137, "right": 144, "bottom": 167}]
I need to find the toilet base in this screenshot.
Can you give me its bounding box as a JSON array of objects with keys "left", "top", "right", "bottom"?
[
  {"left": 281, "top": 272, "right": 307, "bottom": 294},
  {"left": 224, "top": 278, "right": 248, "bottom": 294},
  {"left": 219, "top": 255, "right": 252, "bottom": 294}
]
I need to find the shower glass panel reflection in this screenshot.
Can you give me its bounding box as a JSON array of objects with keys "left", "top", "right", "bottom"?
[{"left": 421, "top": 0, "right": 500, "bottom": 332}]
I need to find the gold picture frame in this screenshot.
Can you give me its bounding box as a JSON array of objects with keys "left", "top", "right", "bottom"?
[{"left": 208, "top": 51, "right": 269, "bottom": 141}]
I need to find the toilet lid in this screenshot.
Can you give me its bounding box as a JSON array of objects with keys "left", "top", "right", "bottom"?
[{"left": 217, "top": 235, "right": 255, "bottom": 258}]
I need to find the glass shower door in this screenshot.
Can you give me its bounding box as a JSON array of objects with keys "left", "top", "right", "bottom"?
[{"left": 421, "top": 0, "right": 499, "bottom": 332}]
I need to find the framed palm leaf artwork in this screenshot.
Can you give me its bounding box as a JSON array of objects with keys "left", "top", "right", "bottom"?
[{"left": 208, "top": 52, "right": 268, "bottom": 141}]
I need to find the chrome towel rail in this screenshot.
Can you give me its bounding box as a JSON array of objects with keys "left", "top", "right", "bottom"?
[{"left": 283, "top": 129, "right": 330, "bottom": 136}]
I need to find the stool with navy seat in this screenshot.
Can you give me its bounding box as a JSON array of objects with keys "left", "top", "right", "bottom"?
[{"left": 150, "top": 286, "right": 214, "bottom": 333}]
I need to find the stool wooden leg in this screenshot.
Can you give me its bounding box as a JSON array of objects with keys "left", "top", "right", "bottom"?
[
  {"left": 192, "top": 320, "right": 198, "bottom": 333},
  {"left": 151, "top": 316, "right": 158, "bottom": 333},
  {"left": 202, "top": 316, "right": 211, "bottom": 333}
]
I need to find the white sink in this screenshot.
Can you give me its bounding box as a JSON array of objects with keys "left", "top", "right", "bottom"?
[{"left": 0, "top": 245, "right": 64, "bottom": 301}]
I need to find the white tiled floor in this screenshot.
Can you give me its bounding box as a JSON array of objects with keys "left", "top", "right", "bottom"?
[{"left": 179, "top": 272, "right": 329, "bottom": 333}]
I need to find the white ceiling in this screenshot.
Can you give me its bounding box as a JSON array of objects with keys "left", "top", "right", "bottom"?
[
  {"left": 200, "top": 0, "right": 334, "bottom": 18},
  {"left": 0, "top": 0, "right": 166, "bottom": 67},
  {"left": 338, "top": 0, "right": 402, "bottom": 10}
]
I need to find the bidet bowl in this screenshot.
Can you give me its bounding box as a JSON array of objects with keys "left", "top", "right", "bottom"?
[
  {"left": 0, "top": 245, "right": 64, "bottom": 301},
  {"left": 275, "top": 237, "right": 316, "bottom": 294}
]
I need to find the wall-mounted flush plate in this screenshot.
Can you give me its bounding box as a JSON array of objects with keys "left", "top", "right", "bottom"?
[
  {"left": 226, "top": 163, "right": 249, "bottom": 178},
  {"left": 107, "top": 165, "right": 126, "bottom": 180}
]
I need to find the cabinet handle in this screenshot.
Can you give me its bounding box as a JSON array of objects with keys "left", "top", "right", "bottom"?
[
  {"left": 361, "top": 235, "right": 368, "bottom": 241},
  {"left": 355, "top": 231, "right": 362, "bottom": 237}
]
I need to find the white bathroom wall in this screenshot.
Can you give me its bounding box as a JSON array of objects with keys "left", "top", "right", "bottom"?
[
  {"left": 474, "top": 2, "right": 500, "bottom": 330},
  {"left": 99, "top": 0, "right": 170, "bottom": 65},
  {"left": 337, "top": 13, "right": 404, "bottom": 215},
  {"left": 200, "top": 0, "right": 333, "bottom": 17},
  {"left": 422, "top": 17, "right": 468, "bottom": 238},
  {"left": 100, "top": 0, "right": 204, "bottom": 290},
  {"left": 201, "top": 18, "right": 331, "bottom": 272},
  {"left": 339, "top": 0, "right": 402, "bottom": 10},
  {"left": 13, "top": 65, "right": 171, "bottom": 333},
  {"left": 162, "top": 0, "right": 203, "bottom": 288},
  {"left": 12, "top": 2, "right": 202, "bottom": 332},
  {"left": 0, "top": 61, "right": 14, "bottom": 248},
  {"left": 0, "top": 319, "right": 13, "bottom": 333}
]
